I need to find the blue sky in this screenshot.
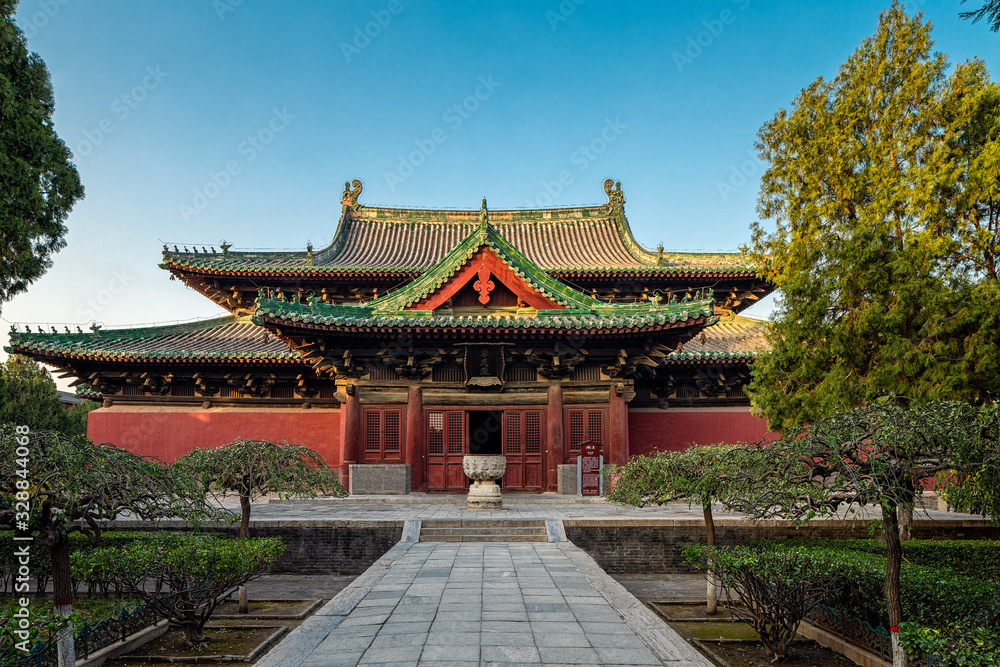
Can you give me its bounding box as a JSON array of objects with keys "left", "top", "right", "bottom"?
[{"left": 6, "top": 1, "right": 998, "bottom": 388}]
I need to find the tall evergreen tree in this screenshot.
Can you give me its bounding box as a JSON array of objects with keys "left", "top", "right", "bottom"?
[
  {"left": 0, "top": 0, "right": 83, "bottom": 312},
  {"left": 748, "top": 2, "right": 1000, "bottom": 431},
  {"left": 960, "top": 0, "right": 1000, "bottom": 31}
]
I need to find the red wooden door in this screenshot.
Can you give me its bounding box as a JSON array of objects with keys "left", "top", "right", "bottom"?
[
  {"left": 502, "top": 410, "right": 544, "bottom": 491},
  {"left": 426, "top": 411, "right": 468, "bottom": 491}
]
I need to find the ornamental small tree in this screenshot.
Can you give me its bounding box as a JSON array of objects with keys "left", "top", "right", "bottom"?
[
  {"left": 609, "top": 443, "right": 824, "bottom": 615},
  {"left": 607, "top": 444, "right": 740, "bottom": 615},
  {"left": 173, "top": 438, "right": 346, "bottom": 613},
  {"left": 92, "top": 533, "right": 285, "bottom": 645},
  {"left": 0, "top": 426, "right": 222, "bottom": 666},
  {"left": 682, "top": 544, "right": 848, "bottom": 662},
  {"left": 751, "top": 401, "right": 1000, "bottom": 667}
]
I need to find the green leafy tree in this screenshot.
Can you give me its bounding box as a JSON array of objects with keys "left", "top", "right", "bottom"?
[
  {"left": 752, "top": 401, "right": 1000, "bottom": 667},
  {"left": 174, "top": 438, "right": 346, "bottom": 612},
  {"left": 64, "top": 398, "right": 99, "bottom": 436},
  {"left": 0, "top": 426, "right": 223, "bottom": 665},
  {"left": 961, "top": 0, "right": 1000, "bottom": 31},
  {"left": 89, "top": 533, "right": 284, "bottom": 645},
  {"left": 0, "top": 0, "right": 84, "bottom": 310},
  {"left": 747, "top": 3, "right": 1000, "bottom": 431},
  {"left": 0, "top": 355, "right": 81, "bottom": 435}
]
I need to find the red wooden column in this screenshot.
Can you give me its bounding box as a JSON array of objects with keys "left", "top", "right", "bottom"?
[
  {"left": 405, "top": 386, "right": 424, "bottom": 492},
  {"left": 341, "top": 386, "right": 361, "bottom": 490},
  {"left": 546, "top": 385, "right": 564, "bottom": 492},
  {"left": 608, "top": 383, "right": 629, "bottom": 466}
]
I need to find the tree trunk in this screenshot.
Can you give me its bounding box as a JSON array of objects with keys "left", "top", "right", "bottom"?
[
  {"left": 50, "top": 535, "right": 75, "bottom": 667},
  {"left": 704, "top": 502, "right": 718, "bottom": 616},
  {"left": 239, "top": 492, "right": 251, "bottom": 614},
  {"left": 897, "top": 502, "right": 913, "bottom": 542},
  {"left": 239, "top": 493, "right": 251, "bottom": 540},
  {"left": 883, "top": 501, "right": 909, "bottom": 667},
  {"left": 181, "top": 623, "right": 208, "bottom": 645}
]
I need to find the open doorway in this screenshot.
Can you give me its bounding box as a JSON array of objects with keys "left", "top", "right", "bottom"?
[{"left": 468, "top": 410, "right": 502, "bottom": 455}]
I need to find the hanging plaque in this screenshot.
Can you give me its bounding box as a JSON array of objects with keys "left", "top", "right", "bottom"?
[{"left": 464, "top": 344, "right": 504, "bottom": 389}]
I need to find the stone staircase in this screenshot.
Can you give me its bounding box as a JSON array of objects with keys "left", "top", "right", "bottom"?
[{"left": 417, "top": 519, "right": 550, "bottom": 542}]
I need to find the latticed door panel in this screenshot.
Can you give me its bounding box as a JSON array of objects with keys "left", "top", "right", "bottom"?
[
  {"left": 362, "top": 409, "right": 403, "bottom": 461},
  {"left": 426, "top": 410, "right": 467, "bottom": 491},
  {"left": 566, "top": 408, "right": 606, "bottom": 461},
  {"left": 428, "top": 413, "right": 444, "bottom": 455},
  {"left": 447, "top": 412, "right": 464, "bottom": 454},
  {"left": 504, "top": 412, "right": 522, "bottom": 455}
]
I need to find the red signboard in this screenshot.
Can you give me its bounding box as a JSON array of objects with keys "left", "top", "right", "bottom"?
[{"left": 580, "top": 442, "right": 601, "bottom": 497}]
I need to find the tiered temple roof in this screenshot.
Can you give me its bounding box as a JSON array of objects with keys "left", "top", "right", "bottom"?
[
  {"left": 253, "top": 222, "right": 718, "bottom": 338},
  {"left": 159, "top": 180, "right": 768, "bottom": 314},
  {"left": 7, "top": 180, "right": 773, "bottom": 399}
]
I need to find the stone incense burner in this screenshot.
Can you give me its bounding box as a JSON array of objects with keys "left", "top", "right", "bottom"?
[{"left": 463, "top": 455, "right": 506, "bottom": 510}]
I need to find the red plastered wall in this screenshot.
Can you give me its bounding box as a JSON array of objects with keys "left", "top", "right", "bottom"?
[
  {"left": 87, "top": 407, "right": 341, "bottom": 464},
  {"left": 627, "top": 408, "right": 778, "bottom": 456}
]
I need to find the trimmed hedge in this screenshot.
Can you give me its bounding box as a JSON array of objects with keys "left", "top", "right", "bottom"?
[
  {"left": 752, "top": 540, "right": 1000, "bottom": 630},
  {"left": 898, "top": 623, "right": 1000, "bottom": 667}
]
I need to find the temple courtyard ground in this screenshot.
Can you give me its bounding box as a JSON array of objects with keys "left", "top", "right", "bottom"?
[{"left": 190, "top": 496, "right": 987, "bottom": 666}]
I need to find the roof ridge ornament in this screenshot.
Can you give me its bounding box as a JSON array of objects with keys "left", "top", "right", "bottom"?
[
  {"left": 342, "top": 179, "right": 363, "bottom": 211},
  {"left": 603, "top": 178, "right": 625, "bottom": 218},
  {"left": 480, "top": 197, "right": 488, "bottom": 224}
]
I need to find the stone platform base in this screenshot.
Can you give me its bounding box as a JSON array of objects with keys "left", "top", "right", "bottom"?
[{"left": 466, "top": 480, "right": 503, "bottom": 510}]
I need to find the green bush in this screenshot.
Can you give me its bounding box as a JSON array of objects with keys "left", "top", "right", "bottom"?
[
  {"left": 70, "top": 531, "right": 223, "bottom": 596},
  {"left": 899, "top": 622, "right": 1000, "bottom": 667}
]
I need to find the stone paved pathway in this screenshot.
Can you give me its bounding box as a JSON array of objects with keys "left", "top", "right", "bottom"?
[{"left": 254, "top": 540, "right": 712, "bottom": 666}]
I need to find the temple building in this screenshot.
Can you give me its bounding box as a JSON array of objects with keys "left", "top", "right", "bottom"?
[{"left": 8, "top": 179, "right": 776, "bottom": 493}]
